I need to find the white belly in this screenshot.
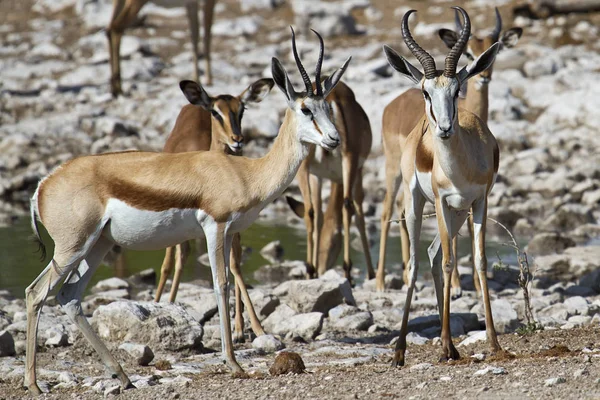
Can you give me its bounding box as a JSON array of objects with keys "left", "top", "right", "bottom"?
[
  {"left": 103, "top": 199, "right": 205, "bottom": 250},
  {"left": 309, "top": 147, "right": 343, "bottom": 182},
  {"left": 415, "top": 170, "right": 435, "bottom": 204}
]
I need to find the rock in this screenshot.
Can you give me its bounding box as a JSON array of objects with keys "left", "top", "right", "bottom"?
[
  {"left": 254, "top": 261, "right": 307, "bottom": 283},
  {"left": 474, "top": 366, "right": 507, "bottom": 376},
  {"left": 118, "top": 343, "right": 154, "bottom": 366},
  {"left": 406, "top": 332, "right": 428, "bottom": 345},
  {"left": 538, "top": 303, "right": 569, "bottom": 322},
  {"left": 128, "top": 268, "right": 156, "bottom": 286},
  {"left": 362, "top": 274, "right": 404, "bottom": 291},
  {"left": 91, "top": 277, "right": 129, "bottom": 293},
  {"left": 82, "top": 289, "right": 131, "bottom": 315},
  {"left": 410, "top": 362, "right": 433, "bottom": 372},
  {"left": 544, "top": 377, "right": 566, "bottom": 387},
  {"left": 564, "top": 285, "right": 597, "bottom": 297},
  {"left": 328, "top": 305, "right": 373, "bottom": 331},
  {"left": 399, "top": 313, "right": 479, "bottom": 336},
  {"left": 579, "top": 269, "right": 600, "bottom": 294},
  {"left": 248, "top": 290, "right": 280, "bottom": 320},
  {"left": 92, "top": 301, "right": 203, "bottom": 351},
  {"left": 489, "top": 299, "right": 520, "bottom": 333},
  {"left": 291, "top": 0, "right": 363, "bottom": 37},
  {"left": 286, "top": 273, "right": 355, "bottom": 314},
  {"left": 269, "top": 352, "right": 305, "bottom": 375},
  {"left": 541, "top": 204, "right": 595, "bottom": 232},
  {"left": 173, "top": 286, "right": 218, "bottom": 323},
  {"left": 44, "top": 328, "right": 69, "bottom": 347},
  {"left": 268, "top": 312, "right": 324, "bottom": 341},
  {"left": 526, "top": 232, "right": 575, "bottom": 256},
  {"left": 458, "top": 330, "right": 487, "bottom": 347},
  {"left": 212, "top": 16, "right": 263, "bottom": 37},
  {"left": 564, "top": 296, "right": 595, "bottom": 316},
  {"left": 536, "top": 246, "right": 600, "bottom": 280},
  {"left": 263, "top": 304, "right": 298, "bottom": 333},
  {"left": 0, "top": 331, "right": 15, "bottom": 357},
  {"left": 104, "top": 385, "right": 121, "bottom": 396},
  {"left": 252, "top": 334, "right": 285, "bottom": 353},
  {"left": 582, "top": 189, "right": 600, "bottom": 206},
  {"left": 239, "top": 0, "right": 285, "bottom": 12},
  {"left": 259, "top": 240, "right": 284, "bottom": 264},
  {"left": 486, "top": 207, "right": 523, "bottom": 233}
]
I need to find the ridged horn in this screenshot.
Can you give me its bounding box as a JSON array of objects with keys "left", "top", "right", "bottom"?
[
  {"left": 401, "top": 10, "right": 437, "bottom": 79},
  {"left": 491, "top": 7, "right": 502, "bottom": 41},
  {"left": 311, "top": 29, "right": 324, "bottom": 96},
  {"left": 444, "top": 6, "right": 471, "bottom": 77},
  {"left": 290, "top": 26, "right": 313, "bottom": 95}
]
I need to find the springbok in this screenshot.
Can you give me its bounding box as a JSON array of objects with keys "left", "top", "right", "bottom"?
[
  {"left": 375, "top": 8, "right": 522, "bottom": 293},
  {"left": 25, "top": 28, "right": 350, "bottom": 393},
  {"left": 107, "top": 0, "right": 216, "bottom": 97},
  {"left": 285, "top": 77, "right": 373, "bottom": 283},
  {"left": 383, "top": 7, "right": 503, "bottom": 366},
  {"left": 154, "top": 77, "right": 274, "bottom": 345}
]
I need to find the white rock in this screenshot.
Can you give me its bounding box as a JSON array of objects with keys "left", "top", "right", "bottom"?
[
  {"left": 458, "top": 330, "right": 487, "bottom": 347},
  {"left": 252, "top": 334, "right": 285, "bottom": 353},
  {"left": 91, "top": 277, "right": 130, "bottom": 293},
  {"left": 544, "top": 377, "right": 566, "bottom": 387},
  {"left": 406, "top": 332, "right": 428, "bottom": 345},
  {"left": 410, "top": 362, "right": 433, "bottom": 372},
  {"left": 118, "top": 343, "right": 154, "bottom": 366},
  {"left": 104, "top": 385, "right": 120, "bottom": 396},
  {"left": 286, "top": 273, "right": 355, "bottom": 314}
]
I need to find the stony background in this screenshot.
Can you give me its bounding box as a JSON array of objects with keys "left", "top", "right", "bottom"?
[{"left": 1, "top": 0, "right": 600, "bottom": 398}]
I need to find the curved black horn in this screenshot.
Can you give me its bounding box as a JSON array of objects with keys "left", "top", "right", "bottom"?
[
  {"left": 401, "top": 10, "right": 437, "bottom": 79},
  {"left": 311, "top": 29, "right": 324, "bottom": 96},
  {"left": 491, "top": 7, "right": 502, "bottom": 41},
  {"left": 290, "top": 26, "right": 313, "bottom": 95},
  {"left": 444, "top": 6, "right": 471, "bottom": 77},
  {"left": 454, "top": 8, "right": 463, "bottom": 31}
]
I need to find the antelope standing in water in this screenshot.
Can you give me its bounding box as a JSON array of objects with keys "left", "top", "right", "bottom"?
[
  {"left": 383, "top": 7, "right": 503, "bottom": 366},
  {"left": 154, "top": 77, "right": 274, "bottom": 344},
  {"left": 107, "top": 0, "right": 217, "bottom": 97},
  {"left": 376, "top": 7, "right": 522, "bottom": 293},
  {"left": 25, "top": 28, "right": 350, "bottom": 393}
]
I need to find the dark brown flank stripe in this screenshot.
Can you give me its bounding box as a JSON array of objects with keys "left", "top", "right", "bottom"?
[
  {"left": 415, "top": 119, "right": 433, "bottom": 173},
  {"left": 108, "top": 177, "right": 199, "bottom": 212}
]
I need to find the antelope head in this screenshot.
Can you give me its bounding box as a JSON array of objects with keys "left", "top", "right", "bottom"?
[
  {"left": 438, "top": 7, "right": 523, "bottom": 87},
  {"left": 384, "top": 7, "right": 500, "bottom": 139},
  {"left": 272, "top": 27, "right": 351, "bottom": 151},
  {"left": 179, "top": 78, "right": 274, "bottom": 153}
]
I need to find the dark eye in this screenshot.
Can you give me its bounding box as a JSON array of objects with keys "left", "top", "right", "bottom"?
[
  {"left": 423, "top": 91, "right": 430, "bottom": 101},
  {"left": 301, "top": 108, "right": 312, "bottom": 117}
]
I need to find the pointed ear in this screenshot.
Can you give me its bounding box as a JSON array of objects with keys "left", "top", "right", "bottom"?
[
  {"left": 500, "top": 27, "right": 523, "bottom": 49},
  {"left": 240, "top": 78, "right": 274, "bottom": 104},
  {"left": 179, "top": 80, "right": 213, "bottom": 110},
  {"left": 271, "top": 57, "right": 297, "bottom": 103},
  {"left": 383, "top": 45, "right": 423, "bottom": 84},
  {"left": 285, "top": 196, "right": 305, "bottom": 218},
  {"left": 322, "top": 56, "right": 351, "bottom": 97},
  {"left": 457, "top": 42, "right": 500, "bottom": 83},
  {"left": 438, "top": 28, "right": 459, "bottom": 50}
]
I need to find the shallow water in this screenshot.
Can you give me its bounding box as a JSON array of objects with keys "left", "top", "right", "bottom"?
[{"left": 0, "top": 216, "right": 518, "bottom": 298}]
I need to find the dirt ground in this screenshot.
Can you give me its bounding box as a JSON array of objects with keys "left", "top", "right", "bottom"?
[{"left": 0, "top": 325, "right": 598, "bottom": 399}]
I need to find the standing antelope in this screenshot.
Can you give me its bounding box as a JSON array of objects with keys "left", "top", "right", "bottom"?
[
  {"left": 286, "top": 76, "right": 373, "bottom": 283},
  {"left": 154, "top": 77, "right": 274, "bottom": 345},
  {"left": 375, "top": 8, "right": 522, "bottom": 294},
  {"left": 107, "top": 0, "right": 216, "bottom": 97},
  {"left": 383, "top": 7, "right": 503, "bottom": 366},
  {"left": 25, "top": 28, "right": 350, "bottom": 393}
]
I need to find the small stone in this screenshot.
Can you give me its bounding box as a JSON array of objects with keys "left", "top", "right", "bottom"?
[
  {"left": 439, "top": 376, "right": 452, "bottom": 382},
  {"left": 260, "top": 240, "right": 284, "bottom": 263},
  {"left": 119, "top": 343, "right": 154, "bottom": 366},
  {"left": 44, "top": 329, "right": 69, "bottom": 347},
  {"left": 492, "top": 367, "right": 507, "bottom": 375},
  {"left": 252, "top": 334, "right": 285, "bottom": 353},
  {"left": 406, "top": 332, "right": 428, "bottom": 345},
  {"left": 409, "top": 362, "right": 433, "bottom": 372},
  {"left": 104, "top": 385, "right": 120, "bottom": 396},
  {"left": 544, "top": 377, "right": 566, "bottom": 387},
  {"left": 155, "top": 359, "right": 172, "bottom": 371},
  {"left": 0, "top": 330, "right": 16, "bottom": 356},
  {"left": 459, "top": 330, "right": 487, "bottom": 347},
  {"left": 573, "top": 368, "right": 588, "bottom": 378},
  {"left": 471, "top": 353, "right": 486, "bottom": 362},
  {"left": 269, "top": 352, "right": 305, "bottom": 375}
]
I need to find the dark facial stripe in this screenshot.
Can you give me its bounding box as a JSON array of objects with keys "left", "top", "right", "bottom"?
[
  {"left": 229, "top": 110, "right": 242, "bottom": 137},
  {"left": 211, "top": 110, "right": 224, "bottom": 127},
  {"left": 312, "top": 120, "right": 323, "bottom": 136}
]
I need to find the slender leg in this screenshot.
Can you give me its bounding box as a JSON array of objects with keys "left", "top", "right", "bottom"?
[
  {"left": 57, "top": 237, "right": 134, "bottom": 390},
  {"left": 234, "top": 282, "right": 244, "bottom": 343},
  {"left": 353, "top": 171, "right": 375, "bottom": 279},
  {"left": 472, "top": 198, "right": 502, "bottom": 353},
  {"left": 230, "top": 233, "right": 266, "bottom": 340},
  {"left": 297, "top": 159, "right": 316, "bottom": 278},
  {"left": 169, "top": 241, "right": 191, "bottom": 303},
  {"left": 450, "top": 236, "right": 463, "bottom": 298},
  {"left": 398, "top": 191, "right": 411, "bottom": 286},
  {"left": 185, "top": 1, "right": 200, "bottom": 83},
  {"left": 468, "top": 214, "right": 482, "bottom": 296},
  {"left": 317, "top": 182, "right": 343, "bottom": 272},
  {"left": 202, "top": 0, "right": 215, "bottom": 85},
  {"left": 310, "top": 175, "right": 323, "bottom": 276},
  {"left": 435, "top": 199, "right": 460, "bottom": 362},
  {"left": 392, "top": 185, "right": 425, "bottom": 367},
  {"left": 341, "top": 154, "right": 358, "bottom": 284},
  {"left": 155, "top": 246, "right": 175, "bottom": 302},
  {"left": 204, "top": 223, "right": 244, "bottom": 374},
  {"left": 376, "top": 158, "right": 402, "bottom": 291}
]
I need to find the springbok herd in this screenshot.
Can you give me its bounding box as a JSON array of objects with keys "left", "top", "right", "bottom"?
[{"left": 24, "top": 3, "right": 525, "bottom": 395}]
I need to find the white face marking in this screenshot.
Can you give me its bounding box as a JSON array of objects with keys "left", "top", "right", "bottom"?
[
  {"left": 423, "top": 77, "right": 461, "bottom": 139},
  {"left": 104, "top": 199, "right": 205, "bottom": 250},
  {"left": 295, "top": 97, "right": 339, "bottom": 150}
]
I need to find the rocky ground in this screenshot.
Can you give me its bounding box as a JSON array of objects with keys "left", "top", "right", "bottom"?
[{"left": 1, "top": 0, "right": 600, "bottom": 398}]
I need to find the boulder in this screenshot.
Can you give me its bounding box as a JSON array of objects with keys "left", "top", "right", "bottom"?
[
  {"left": 173, "top": 285, "right": 218, "bottom": 323},
  {"left": 91, "top": 277, "right": 130, "bottom": 294},
  {"left": 472, "top": 299, "right": 520, "bottom": 333},
  {"left": 118, "top": 343, "right": 154, "bottom": 366},
  {"left": 526, "top": 232, "right": 576, "bottom": 256},
  {"left": 536, "top": 246, "right": 600, "bottom": 280},
  {"left": 362, "top": 274, "right": 404, "bottom": 291},
  {"left": 0, "top": 330, "right": 15, "bottom": 357},
  {"left": 254, "top": 260, "right": 308, "bottom": 283},
  {"left": 252, "top": 334, "right": 285, "bottom": 353},
  {"left": 285, "top": 271, "right": 355, "bottom": 314},
  {"left": 262, "top": 304, "right": 298, "bottom": 333},
  {"left": 263, "top": 306, "right": 323, "bottom": 341},
  {"left": 328, "top": 305, "right": 373, "bottom": 331},
  {"left": 579, "top": 269, "right": 600, "bottom": 294},
  {"left": 541, "top": 204, "right": 595, "bottom": 232},
  {"left": 247, "top": 290, "right": 280, "bottom": 320},
  {"left": 564, "top": 296, "right": 596, "bottom": 316},
  {"left": 92, "top": 301, "right": 203, "bottom": 351},
  {"left": 259, "top": 240, "right": 284, "bottom": 264},
  {"left": 291, "top": 0, "right": 364, "bottom": 37}
]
